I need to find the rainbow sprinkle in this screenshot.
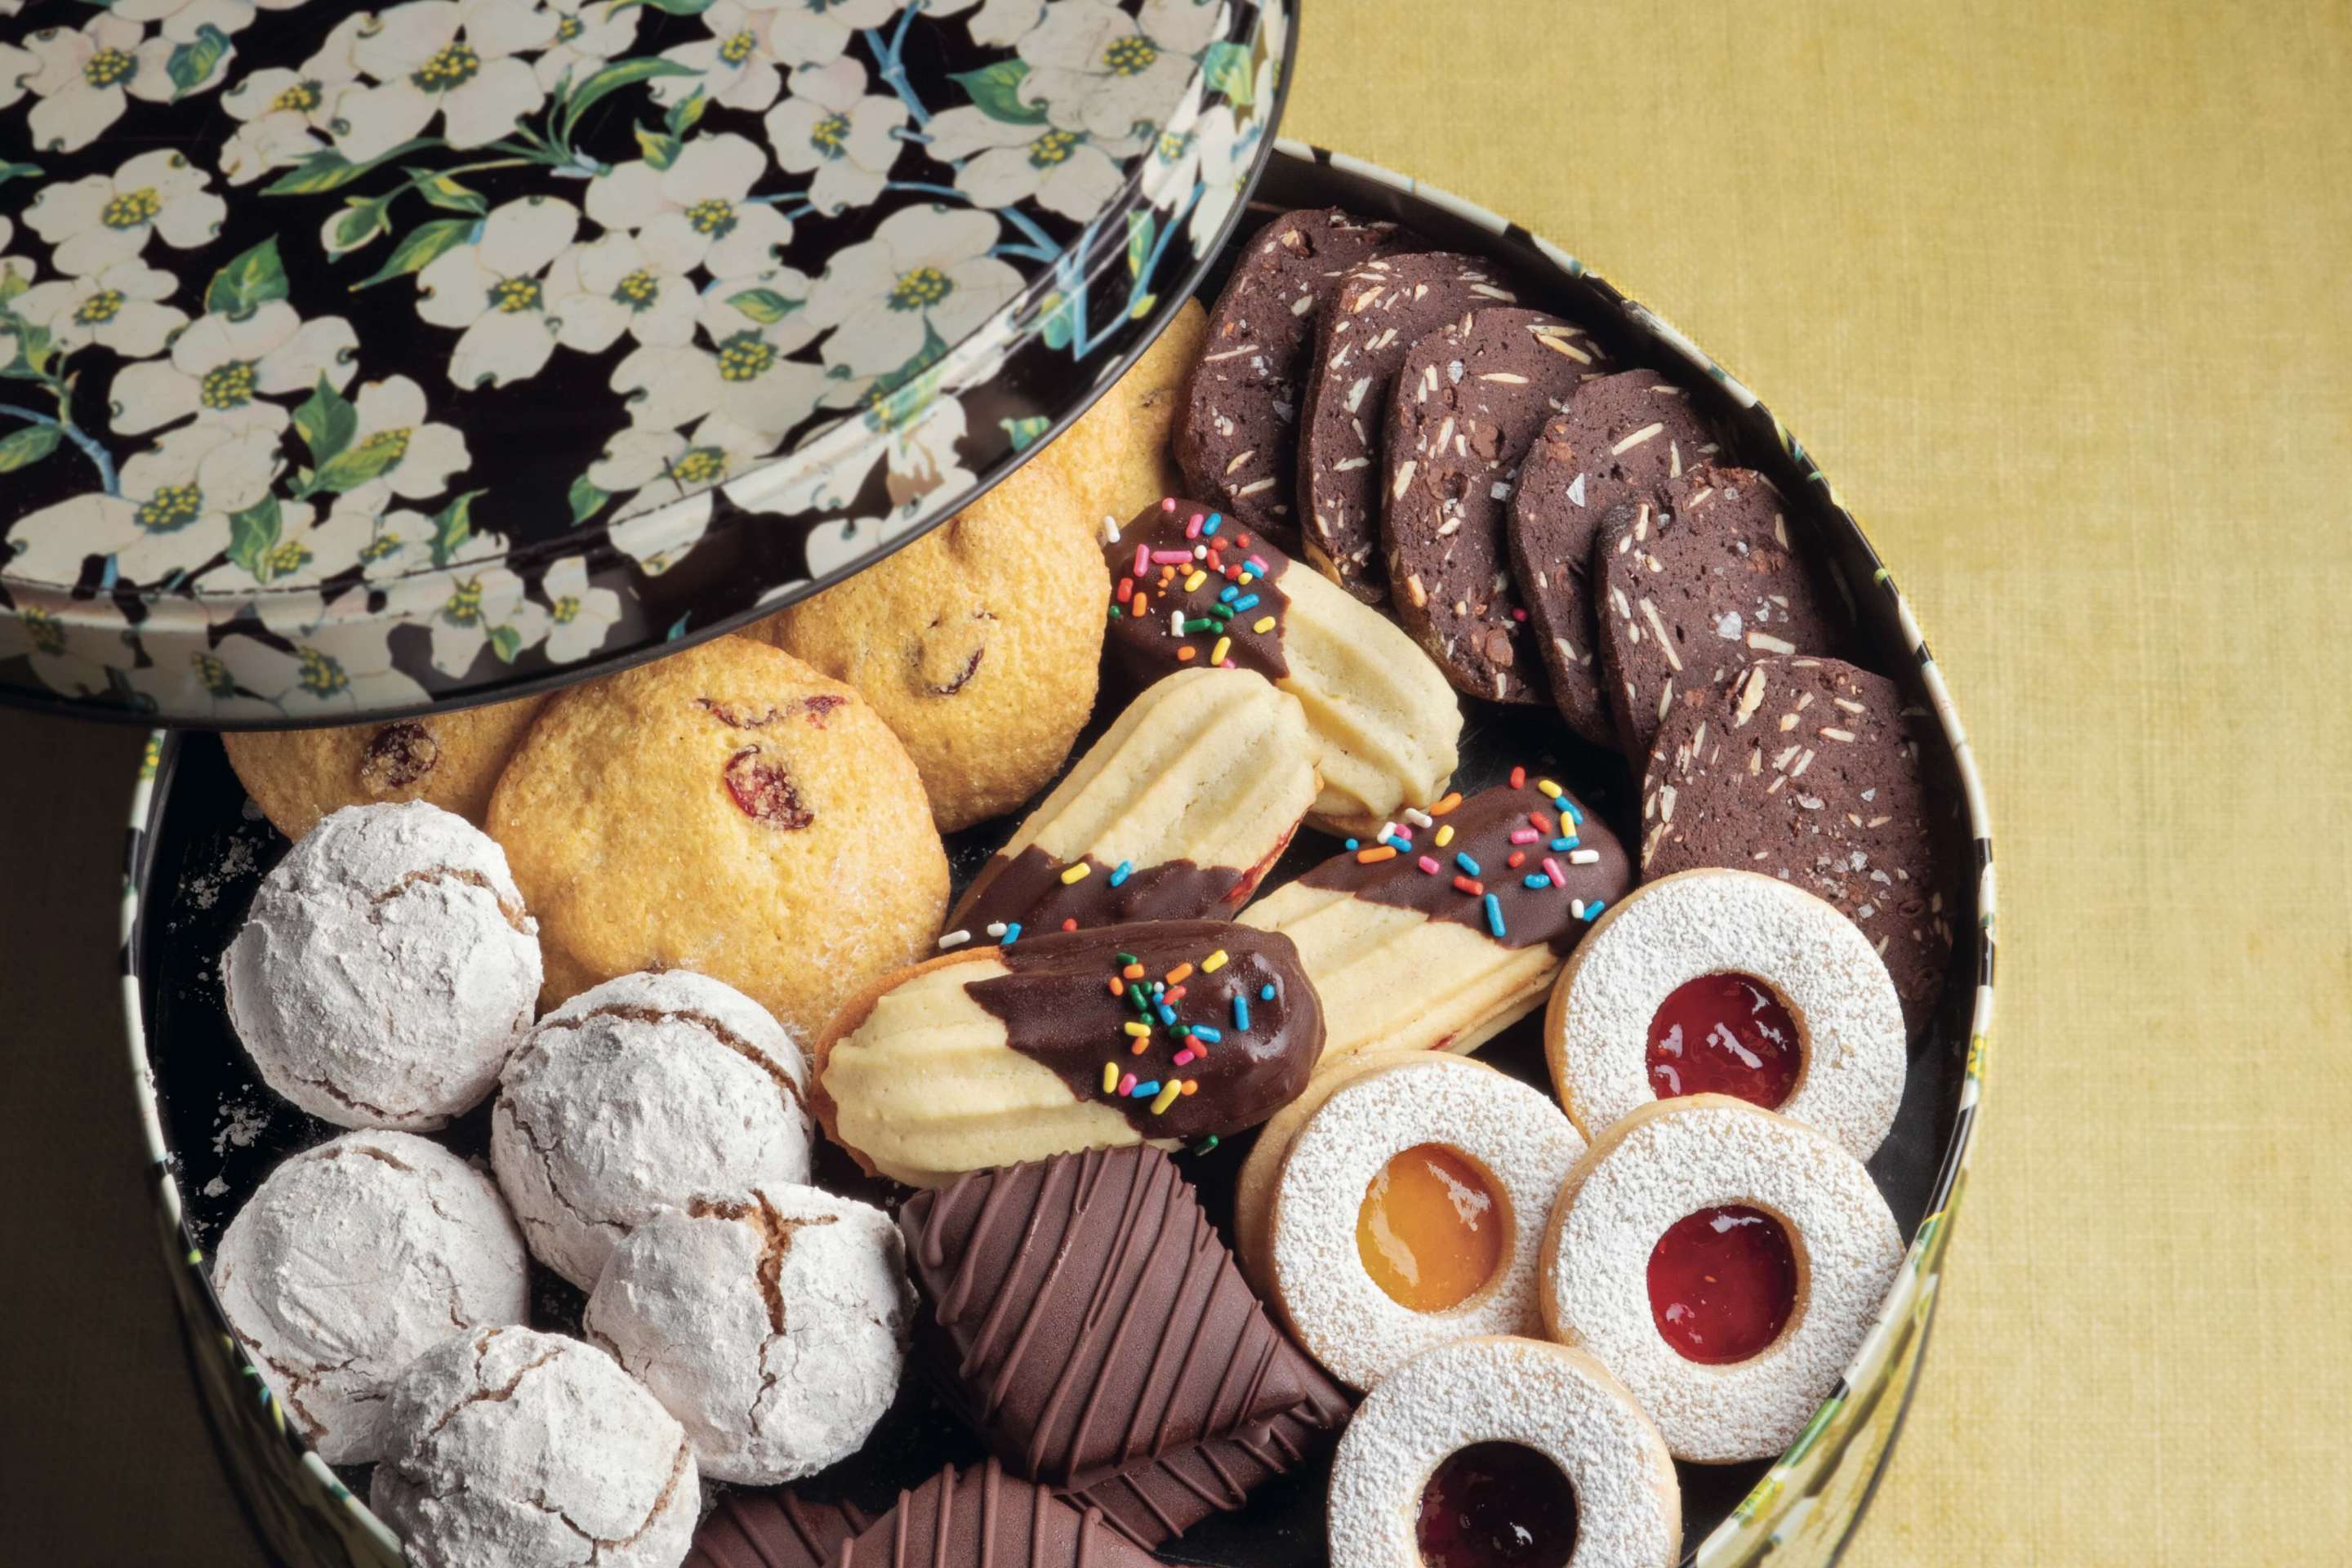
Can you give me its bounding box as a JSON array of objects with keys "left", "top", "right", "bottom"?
[
  {"left": 1485, "top": 893, "right": 1506, "bottom": 938},
  {"left": 1110, "top": 860, "right": 1134, "bottom": 886},
  {"left": 1060, "top": 862, "right": 1092, "bottom": 884}
]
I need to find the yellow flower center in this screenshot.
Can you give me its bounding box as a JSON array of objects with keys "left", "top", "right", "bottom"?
[
  {"left": 272, "top": 79, "right": 323, "bottom": 114},
  {"left": 489, "top": 276, "right": 542, "bottom": 313},
  {"left": 889, "top": 265, "right": 951, "bottom": 311},
  {"left": 715, "top": 329, "right": 776, "bottom": 381},
  {"left": 265, "top": 539, "right": 312, "bottom": 575},
  {"left": 668, "top": 446, "right": 726, "bottom": 487},
  {"left": 1156, "top": 129, "right": 1188, "bottom": 163},
  {"left": 556, "top": 14, "right": 584, "bottom": 42},
  {"left": 809, "top": 113, "right": 849, "bottom": 154},
  {"left": 102, "top": 187, "right": 163, "bottom": 229},
  {"left": 443, "top": 578, "right": 484, "bottom": 624},
  {"left": 74, "top": 289, "right": 125, "bottom": 325},
  {"left": 84, "top": 47, "right": 136, "bottom": 88},
  {"left": 24, "top": 608, "right": 63, "bottom": 657},
  {"left": 194, "top": 653, "right": 234, "bottom": 696},
  {"left": 1029, "top": 129, "right": 1079, "bottom": 168},
  {"left": 552, "top": 595, "right": 580, "bottom": 625},
  {"left": 136, "top": 483, "right": 205, "bottom": 532},
  {"left": 362, "top": 426, "right": 412, "bottom": 461},
  {"left": 686, "top": 197, "right": 737, "bottom": 236},
  {"left": 612, "top": 268, "right": 659, "bottom": 307},
  {"left": 297, "top": 647, "right": 348, "bottom": 696},
  {"left": 360, "top": 532, "right": 403, "bottom": 564},
  {"left": 1102, "top": 34, "right": 1157, "bottom": 76},
  {"left": 719, "top": 28, "right": 757, "bottom": 65},
  {"left": 412, "top": 42, "right": 482, "bottom": 92},
  {"left": 199, "top": 360, "right": 257, "bottom": 409}
]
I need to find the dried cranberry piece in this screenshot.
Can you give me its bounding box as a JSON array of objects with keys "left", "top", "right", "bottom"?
[
  {"left": 724, "top": 747, "right": 813, "bottom": 830},
  {"left": 358, "top": 721, "right": 439, "bottom": 793}
]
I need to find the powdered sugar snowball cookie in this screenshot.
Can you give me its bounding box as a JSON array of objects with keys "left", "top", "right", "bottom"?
[
  {"left": 1327, "top": 1336, "right": 1679, "bottom": 1568},
  {"left": 222, "top": 801, "right": 541, "bottom": 1130},
  {"left": 491, "top": 969, "right": 813, "bottom": 1290},
  {"left": 1239, "top": 1053, "right": 1587, "bottom": 1392},
  {"left": 212, "top": 1130, "right": 528, "bottom": 1464},
  {"left": 1539, "top": 1096, "right": 1904, "bottom": 1463},
  {"left": 1547, "top": 869, "right": 1907, "bottom": 1158},
  {"left": 582, "top": 1184, "right": 912, "bottom": 1485},
  {"left": 372, "top": 1326, "right": 697, "bottom": 1568}
]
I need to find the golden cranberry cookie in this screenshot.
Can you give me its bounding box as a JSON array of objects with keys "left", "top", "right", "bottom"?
[
  {"left": 222, "top": 693, "right": 550, "bottom": 840},
  {"left": 752, "top": 457, "right": 1106, "bottom": 831},
  {"left": 1036, "top": 299, "right": 1206, "bottom": 528},
  {"left": 487, "top": 635, "right": 948, "bottom": 1037}
]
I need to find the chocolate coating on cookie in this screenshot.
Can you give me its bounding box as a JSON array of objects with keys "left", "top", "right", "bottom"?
[
  {"left": 1509, "top": 369, "right": 1728, "bottom": 742},
  {"left": 1641, "top": 656, "right": 1957, "bottom": 1032},
  {"left": 839, "top": 1461, "right": 1154, "bottom": 1568},
  {"left": 1598, "top": 466, "right": 1848, "bottom": 759},
  {"left": 967, "top": 920, "right": 1321, "bottom": 1141},
  {"left": 1299, "top": 253, "right": 1525, "bottom": 600},
  {"left": 1300, "top": 776, "right": 1633, "bottom": 955},
  {"left": 688, "top": 1491, "right": 872, "bottom": 1568},
  {"left": 1175, "top": 208, "right": 1417, "bottom": 543},
  {"left": 1102, "top": 498, "right": 1293, "bottom": 685},
  {"left": 1381, "top": 308, "right": 1607, "bottom": 704},
  {"left": 950, "top": 845, "right": 1259, "bottom": 935}
]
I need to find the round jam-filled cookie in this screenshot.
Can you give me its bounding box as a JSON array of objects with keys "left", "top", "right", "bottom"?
[
  {"left": 1509, "top": 369, "right": 1726, "bottom": 744},
  {"left": 1326, "top": 1336, "right": 1679, "bottom": 1568},
  {"left": 487, "top": 635, "right": 948, "bottom": 1040},
  {"left": 223, "top": 693, "right": 550, "bottom": 839},
  {"left": 1298, "top": 253, "right": 1526, "bottom": 601},
  {"left": 1382, "top": 309, "right": 1608, "bottom": 705},
  {"left": 755, "top": 456, "right": 1107, "bottom": 831},
  {"left": 1597, "top": 467, "right": 1847, "bottom": 760},
  {"left": 1175, "top": 207, "right": 1417, "bottom": 543},
  {"left": 1539, "top": 1096, "right": 1903, "bottom": 1463},
  {"left": 1547, "top": 869, "right": 1906, "bottom": 1156},
  {"left": 1234, "top": 1053, "right": 1585, "bottom": 1391},
  {"left": 1640, "top": 656, "right": 1958, "bottom": 1035}
]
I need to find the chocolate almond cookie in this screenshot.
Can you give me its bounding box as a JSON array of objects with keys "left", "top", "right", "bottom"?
[
  {"left": 1639, "top": 656, "right": 1958, "bottom": 1033},
  {"left": 1298, "top": 253, "right": 1529, "bottom": 601},
  {"left": 1174, "top": 208, "right": 1416, "bottom": 545},
  {"left": 1380, "top": 308, "right": 1607, "bottom": 704},
  {"left": 1597, "top": 466, "right": 1848, "bottom": 759},
  {"left": 1508, "top": 369, "right": 1727, "bottom": 742}
]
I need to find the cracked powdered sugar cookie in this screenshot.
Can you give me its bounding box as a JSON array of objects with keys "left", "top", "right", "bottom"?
[
  {"left": 491, "top": 969, "right": 813, "bottom": 1290},
  {"left": 372, "top": 1325, "right": 697, "bottom": 1568},
  {"left": 222, "top": 692, "right": 551, "bottom": 840},
  {"left": 221, "top": 801, "right": 541, "bottom": 1130},
  {"left": 582, "top": 1183, "right": 912, "bottom": 1485},
  {"left": 212, "top": 1129, "right": 528, "bottom": 1464}
]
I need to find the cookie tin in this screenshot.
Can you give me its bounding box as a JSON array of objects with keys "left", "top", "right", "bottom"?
[
  {"left": 119, "top": 143, "right": 1995, "bottom": 1567},
  {"left": 0, "top": 0, "right": 1293, "bottom": 724}
]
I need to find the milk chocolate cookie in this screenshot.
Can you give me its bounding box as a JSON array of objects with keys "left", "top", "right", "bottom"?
[
  {"left": 1509, "top": 369, "right": 1727, "bottom": 742},
  {"left": 223, "top": 693, "right": 550, "bottom": 840},
  {"left": 1174, "top": 208, "right": 1415, "bottom": 543},
  {"left": 1639, "top": 657, "right": 1958, "bottom": 1033},
  {"left": 1381, "top": 309, "right": 1608, "bottom": 704},
  {"left": 836, "top": 1460, "right": 1154, "bottom": 1568},
  {"left": 1298, "top": 253, "right": 1527, "bottom": 600},
  {"left": 688, "top": 1492, "right": 871, "bottom": 1568},
  {"left": 1070, "top": 1372, "right": 1352, "bottom": 1548},
  {"left": 1596, "top": 466, "right": 1846, "bottom": 759}
]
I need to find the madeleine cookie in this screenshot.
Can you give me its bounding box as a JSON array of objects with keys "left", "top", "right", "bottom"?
[
  {"left": 223, "top": 692, "right": 550, "bottom": 840},
  {"left": 1596, "top": 468, "right": 1846, "bottom": 759},
  {"left": 946, "top": 666, "right": 1318, "bottom": 938},
  {"left": 1102, "top": 496, "right": 1460, "bottom": 833},
  {"left": 487, "top": 635, "right": 948, "bottom": 1040},
  {"left": 1548, "top": 869, "right": 1906, "bottom": 1156},
  {"left": 1175, "top": 207, "right": 1416, "bottom": 542},
  {"left": 1327, "top": 1337, "right": 1679, "bottom": 1568},
  {"left": 1539, "top": 1096, "right": 1903, "bottom": 1463},
  {"left": 1236, "top": 1053, "right": 1585, "bottom": 1391},
  {"left": 1640, "top": 656, "right": 1958, "bottom": 1033},
  {"left": 1299, "top": 253, "right": 1522, "bottom": 599},
  {"left": 1509, "top": 370, "right": 1727, "bottom": 743},
  {"left": 755, "top": 456, "right": 1107, "bottom": 831},
  {"left": 1240, "top": 774, "right": 1633, "bottom": 1067},
  {"left": 814, "top": 920, "right": 1321, "bottom": 1186},
  {"left": 1382, "top": 309, "right": 1608, "bottom": 704}
]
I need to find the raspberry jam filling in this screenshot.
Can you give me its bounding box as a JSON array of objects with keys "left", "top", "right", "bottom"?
[
  {"left": 1646, "top": 972, "right": 1801, "bottom": 1108},
  {"left": 1646, "top": 1205, "right": 1799, "bottom": 1364},
  {"left": 1356, "top": 1143, "right": 1506, "bottom": 1312},
  {"left": 1416, "top": 1441, "right": 1579, "bottom": 1568}
]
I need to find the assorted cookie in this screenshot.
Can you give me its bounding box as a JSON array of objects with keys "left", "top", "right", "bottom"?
[{"left": 222, "top": 692, "right": 550, "bottom": 840}]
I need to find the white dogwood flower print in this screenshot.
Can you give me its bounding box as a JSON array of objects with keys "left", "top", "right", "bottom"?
[
  {"left": 0, "top": 38, "right": 34, "bottom": 114},
  {"left": 1018, "top": 0, "right": 1218, "bottom": 152},
  {"left": 925, "top": 106, "right": 1120, "bottom": 220},
  {"left": 532, "top": 0, "right": 640, "bottom": 91},
  {"left": 539, "top": 555, "right": 622, "bottom": 662},
  {"left": 0, "top": 599, "right": 140, "bottom": 704},
  {"left": 213, "top": 630, "right": 433, "bottom": 715},
  {"left": 650, "top": 0, "right": 790, "bottom": 113},
  {"left": 542, "top": 233, "right": 699, "bottom": 352},
  {"left": 24, "top": 150, "right": 225, "bottom": 276},
  {"left": 338, "top": 0, "right": 557, "bottom": 163},
  {"left": 416, "top": 195, "right": 579, "bottom": 390},
  {"left": 805, "top": 203, "right": 1020, "bottom": 376},
  {"left": 299, "top": 490, "right": 433, "bottom": 586},
  {"left": 763, "top": 57, "right": 906, "bottom": 214},
  {"left": 217, "top": 13, "right": 373, "bottom": 185},
  {"left": 753, "top": 0, "right": 907, "bottom": 68},
  {"left": 586, "top": 134, "right": 792, "bottom": 281},
  {"left": 588, "top": 412, "right": 768, "bottom": 567},
  {"left": 109, "top": 301, "right": 358, "bottom": 438},
  {"left": 399, "top": 560, "right": 549, "bottom": 675},
  {"left": 18, "top": 13, "right": 191, "bottom": 154},
  {"left": 341, "top": 376, "right": 472, "bottom": 500},
  {"left": 7, "top": 423, "right": 283, "bottom": 586},
  {"left": 114, "top": 0, "right": 306, "bottom": 45},
  {"left": 930, "top": 0, "right": 1049, "bottom": 49},
  {"left": 11, "top": 261, "right": 187, "bottom": 359}
]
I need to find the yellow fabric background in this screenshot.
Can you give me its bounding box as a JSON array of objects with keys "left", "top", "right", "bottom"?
[{"left": 1284, "top": 2, "right": 2352, "bottom": 1562}]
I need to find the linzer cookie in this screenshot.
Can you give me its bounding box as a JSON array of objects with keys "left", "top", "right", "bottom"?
[
  {"left": 814, "top": 921, "right": 1322, "bottom": 1187},
  {"left": 1298, "top": 253, "right": 1522, "bottom": 600},
  {"left": 1508, "top": 369, "right": 1727, "bottom": 743},
  {"left": 1380, "top": 309, "right": 1608, "bottom": 704},
  {"left": 1174, "top": 208, "right": 1417, "bottom": 542},
  {"left": 1597, "top": 468, "right": 1846, "bottom": 760},
  {"left": 1240, "top": 773, "right": 1634, "bottom": 1067},
  {"left": 1069, "top": 1375, "right": 1353, "bottom": 1548},
  {"left": 898, "top": 1146, "right": 1319, "bottom": 1488},
  {"left": 1640, "top": 657, "right": 1958, "bottom": 1033},
  {"left": 835, "top": 1460, "right": 1153, "bottom": 1568},
  {"left": 1102, "top": 497, "right": 1461, "bottom": 833},
  {"left": 945, "top": 666, "right": 1317, "bottom": 938},
  {"left": 687, "top": 1491, "right": 871, "bottom": 1568}
]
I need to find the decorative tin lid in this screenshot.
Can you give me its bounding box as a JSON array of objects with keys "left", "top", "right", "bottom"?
[{"left": 0, "top": 0, "right": 1292, "bottom": 724}]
